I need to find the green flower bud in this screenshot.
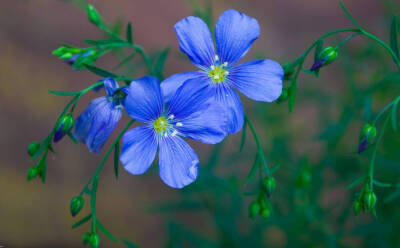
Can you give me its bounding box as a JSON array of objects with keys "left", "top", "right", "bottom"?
[
  {"left": 295, "top": 171, "right": 311, "bottom": 188},
  {"left": 260, "top": 207, "right": 271, "bottom": 219},
  {"left": 70, "top": 196, "right": 85, "bottom": 217},
  {"left": 363, "top": 191, "right": 377, "bottom": 210},
  {"left": 319, "top": 46, "right": 338, "bottom": 66},
  {"left": 283, "top": 62, "right": 295, "bottom": 79},
  {"left": 89, "top": 233, "right": 100, "bottom": 248},
  {"left": 248, "top": 201, "right": 261, "bottom": 218},
  {"left": 87, "top": 4, "right": 101, "bottom": 26},
  {"left": 52, "top": 46, "right": 67, "bottom": 56},
  {"left": 27, "top": 142, "right": 40, "bottom": 157},
  {"left": 263, "top": 176, "right": 276, "bottom": 196},
  {"left": 27, "top": 166, "right": 38, "bottom": 181},
  {"left": 82, "top": 232, "right": 91, "bottom": 245},
  {"left": 60, "top": 52, "right": 74, "bottom": 60},
  {"left": 61, "top": 114, "right": 74, "bottom": 134},
  {"left": 360, "top": 124, "right": 377, "bottom": 143},
  {"left": 353, "top": 200, "right": 362, "bottom": 216}
]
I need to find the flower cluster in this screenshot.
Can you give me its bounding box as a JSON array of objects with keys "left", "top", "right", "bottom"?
[{"left": 70, "top": 9, "right": 283, "bottom": 188}]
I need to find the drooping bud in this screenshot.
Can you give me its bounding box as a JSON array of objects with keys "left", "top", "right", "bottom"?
[
  {"left": 310, "top": 46, "right": 338, "bottom": 71},
  {"left": 282, "top": 62, "right": 295, "bottom": 79},
  {"left": 363, "top": 191, "right": 377, "bottom": 210},
  {"left": 54, "top": 113, "right": 74, "bottom": 142},
  {"left": 360, "top": 124, "right": 377, "bottom": 143},
  {"left": 87, "top": 4, "right": 101, "bottom": 26},
  {"left": 353, "top": 200, "right": 362, "bottom": 216},
  {"left": 27, "top": 142, "right": 40, "bottom": 157},
  {"left": 248, "top": 201, "right": 261, "bottom": 218},
  {"left": 89, "top": 233, "right": 100, "bottom": 248},
  {"left": 82, "top": 232, "right": 91, "bottom": 245},
  {"left": 263, "top": 176, "right": 276, "bottom": 197},
  {"left": 70, "top": 196, "right": 85, "bottom": 217},
  {"left": 27, "top": 166, "right": 38, "bottom": 181},
  {"left": 260, "top": 207, "right": 271, "bottom": 219}
]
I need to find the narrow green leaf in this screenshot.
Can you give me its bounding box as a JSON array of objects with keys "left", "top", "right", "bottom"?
[
  {"left": 114, "top": 141, "right": 120, "bottom": 180},
  {"left": 391, "top": 96, "right": 400, "bottom": 131},
  {"left": 373, "top": 179, "right": 400, "bottom": 188},
  {"left": 85, "top": 39, "right": 117, "bottom": 46},
  {"left": 49, "top": 90, "right": 80, "bottom": 96},
  {"left": 68, "top": 133, "right": 78, "bottom": 144},
  {"left": 71, "top": 214, "right": 92, "bottom": 229},
  {"left": 122, "top": 239, "right": 138, "bottom": 248},
  {"left": 346, "top": 176, "right": 365, "bottom": 190},
  {"left": 239, "top": 118, "right": 247, "bottom": 152},
  {"left": 245, "top": 154, "right": 259, "bottom": 185},
  {"left": 97, "top": 220, "right": 118, "bottom": 242},
  {"left": 384, "top": 190, "right": 400, "bottom": 203},
  {"left": 339, "top": 1, "right": 362, "bottom": 29},
  {"left": 126, "top": 22, "right": 133, "bottom": 44},
  {"left": 85, "top": 64, "right": 118, "bottom": 78},
  {"left": 314, "top": 40, "right": 323, "bottom": 61},
  {"left": 90, "top": 177, "right": 98, "bottom": 215},
  {"left": 390, "top": 16, "right": 399, "bottom": 59},
  {"left": 269, "top": 164, "right": 281, "bottom": 174},
  {"left": 288, "top": 80, "right": 298, "bottom": 112},
  {"left": 114, "top": 52, "right": 136, "bottom": 70}
]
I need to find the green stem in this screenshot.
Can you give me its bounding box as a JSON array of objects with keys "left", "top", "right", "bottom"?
[{"left": 245, "top": 115, "right": 269, "bottom": 175}]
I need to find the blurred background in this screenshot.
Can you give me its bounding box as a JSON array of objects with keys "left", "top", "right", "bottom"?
[{"left": 1, "top": 0, "right": 400, "bottom": 247}]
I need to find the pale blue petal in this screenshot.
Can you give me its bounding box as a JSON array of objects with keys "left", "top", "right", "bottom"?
[
  {"left": 215, "top": 9, "right": 260, "bottom": 65},
  {"left": 213, "top": 85, "right": 244, "bottom": 134},
  {"left": 123, "top": 76, "right": 163, "bottom": 123},
  {"left": 159, "top": 136, "right": 199, "bottom": 188},
  {"left": 166, "top": 78, "right": 211, "bottom": 121},
  {"left": 174, "top": 16, "right": 215, "bottom": 68},
  {"left": 103, "top": 78, "right": 119, "bottom": 96},
  {"left": 120, "top": 126, "right": 158, "bottom": 175},
  {"left": 160, "top": 72, "right": 204, "bottom": 103},
  {"left": 177, "top": 102, "right": 228, "bottom": 144},
  {"left": 229, "top": 59, "right": 283, "bottom": 102}
]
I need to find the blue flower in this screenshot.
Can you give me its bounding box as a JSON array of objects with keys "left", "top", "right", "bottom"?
[
  {"left": 161, "top": 9, "right": 284, "bottom": 133},
  {"left": 120, "top": 76, "right": 228, "bottom": 188},
  {"left": 73, "top": 78, "right": 124, "bottom": 154}
]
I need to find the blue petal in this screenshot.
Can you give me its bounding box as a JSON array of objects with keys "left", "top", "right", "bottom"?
[
  {"left": 166, "top": 77, "right": 211, "bottom": 121},
  {"left": 177, "top": 102, "right": 228, "bottom": 144},
  {"left": 213, "top": 85, "right": 244, "bottom": 133},
  {"left": 229, "top": 59, "right": 283, "bottom": 102},
  {"left": 120, "top": 126, "right": 158, "bottom": 175},
  {"left": 159, "top": 136, "right": 199, "bottom": 188},
  {"left": 123, "top": 76, "right": 163, "bottom": 123},
  {"left": 74, "top": 97, "right": 122, "bottom": 154},
  {"left": 53, "top": 123, "right": 65, "bottom": 143},
  {"left": 215, "top": 9, "right": 260, "bottom": 65},
  {"left": 174, "top": 16, "right": 215, "bottom": 68},
  {"left": 103, "top": 78, "right": 119, "bottom": 96},
  {"left": 160, "top": 72, "right": 204, "bottom": 103}
]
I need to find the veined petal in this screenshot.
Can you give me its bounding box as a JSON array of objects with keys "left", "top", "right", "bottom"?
[
  {"left": 103, "top": 78, "right": 119, "bottom": 96},
  {"left": 159, "top": 136, "right": 199, "bottom": 188},
  {"left": 213, "top": 85, "right": 244, "bottom": 134},
  {"left": 74, "top": 97, "right": 122, "bottom": 154},
  {"left": 123, "top": 76, "right": 163, "bottom": 123},
  {"left": 215, "top": 9, "right": 260, "bottom": 65},
  {"left": 177, "top": 102, "right": 228, "bottom": 144},
  {"left": 120, "top": 126, "right": 158, "bottom": 175},
  {"left": 167, "top": 78, "right": 211, "bottom": 121},
  {"left": 160, "top": 72, "right": 204, "bottom": 103},
  {"left": 174, "top": 16, "right": 215, "bottom": 68},
  {"left": 229, "top": 59, "right": 283, "bottom": 102}
]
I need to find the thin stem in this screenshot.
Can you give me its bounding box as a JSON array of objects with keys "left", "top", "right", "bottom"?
[
  {"left": 245, "top": 115, "right": 269, "bottom": 175},
  {"left": 337, "top": 33, "right": 359, "bottom": 49}
]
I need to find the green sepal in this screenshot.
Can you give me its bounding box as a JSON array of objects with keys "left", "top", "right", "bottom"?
[
  {"left": 87, "top": 4, "right": 101, "bottom": 26},
  {"left": 97, "top": 220, "right": 118, "bottom": 243},
  {"left": 71, "top": 214, "right": 92, "bottom": 229},
  {"left": 70, "top": 196, "right": 85, "bottom": 217},
  {"left": 126, "top": 22, "right": 133, "bottom": 43}
]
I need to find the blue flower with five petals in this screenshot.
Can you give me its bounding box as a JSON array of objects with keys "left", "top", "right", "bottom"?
[
  {"left": 120, "top": 76, "right": 228, "bottom": 188},
  {"left": 74, "top": 78, "right": 124, "bottom": 154},
  {"left": 161, "top": 9, "right": 284, "bottom": 133}
]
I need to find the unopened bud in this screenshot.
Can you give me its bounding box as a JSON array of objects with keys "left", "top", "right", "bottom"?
[
  {"left": 360, "top": 124, "right": 377, "bottom": 143},
  {"left": 277, "top": 87, "right": 289, "bottom": 103},
  {"left": 310, "top": 46, "right": 338, "bottom": 71},
  {"left": 54, "top": 114, "right": 74, "bottom": 142},
  {"left": 260, "top": 207, "right": 271, "bottom": 218},
  {"left": 248, "top": 201, "right": 261, "bottom": 218},
  {"left": 70, "top": 196, "right": 85, "bottom": 217},
  {"left": 263, "top": 176, "right": 276, "bottom": 196},
  {"left": 353, "top": 200, "right": 362, "bottom": 216},
  {"left": 89, "top": 233, "right": 100, "bottom": 248},
  {"left": 363, "top": 191, "right": 377, "bottom": 210},
  {"left": 82, "top": 232, "right": 91, "bottom": 245},
  {"left": 27, "top": 142, "right": 40, "bottom": 157},
  {"left": 27, "top": 167, "right": 38, "bottom": 181},
  {"left": 87, "top": 4, "right": 101, "bottom": 26}
]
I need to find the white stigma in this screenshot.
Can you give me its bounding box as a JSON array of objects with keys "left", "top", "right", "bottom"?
[
  {"left": 168, "top": 114, "right": 174, "bottom": 120},
  {"left": 171, "top": 130, "right": 178, "bottom": 137},
  {"left": 214, "top": 55, "right": 219, "bottom": 61},
  {"left": 213, "top": 75, "right": 220, "bottom": 80},
  {"left": 223, "top": 62, "right": 228, "bottom": 67},
  {"left": 210, "top": 65, "right": 215, "bottom": 70},
  {"left": 176, "top": 122, "right": 183, "bottom": 127}
]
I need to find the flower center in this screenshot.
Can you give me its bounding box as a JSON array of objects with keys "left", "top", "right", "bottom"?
[
  {"left": 153, "top": 115, "right": 182, "bottom": 137},
  {"left": 153, "top": 116, "right": 168, "bottom": 134},
  {"left": 111, "top": 89, "right": 126, "bottom": 108},
  {"left": 208, "top": 55, "right": 229, "bottom": 83}
]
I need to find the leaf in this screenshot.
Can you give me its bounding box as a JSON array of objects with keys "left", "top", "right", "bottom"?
[
  {"left": 391, "top": 96, "right": 400, "bottom": 131},
  {"left": 114, "top": 141, "right": 120, "bottom": 180},
  {"left": 339, "top": 1, "right": 362, "bottom": 29},
  {"left": 114, "top": 52, "right": 136, "bottom": 70},
  {"left": 121, "top": 239, "right": 138, "bottom": 248},
  {"left": 71, "top": 214, "right": 92, "bottom": 229},
  {"left": 346, "top": 176, "right": 365, "bottom": 190},
  {"left": 245, "top": 154, "right": 260, "bottom": 185},
  {"left": 85, "top": 39, "right": 118, "bottom": 46},
  {"left": 390, "top": 16, "right": 399, "bottom": 59},
  {"left": 384, "top": 190, "right": 400, "bottom": 203},
  {"left": 97, "top": 220, "right": 118, "bottom": 242},
  {"left": 126, "top": 22, "right": 133, "bottom": 43},
  {"left": 373, "top": 179, "right": 400, "bottom": 188},
  {"left": 314, "top": 40, "right": 323, "bottom": 61},
  {"left": 49, "top": 90, "right": 80, "bottom": 96},
  {"left": 154, "top": 48, "right": 170, "bottom": 81},
  {"left": 85, "top": 64, "right": 118, "bottom": 78},
  {"left": 288, "top": 79, "right": 298, "bottom": 112},
  {"left": 239, "top": 118, "right": 247, "bottom": 152}
]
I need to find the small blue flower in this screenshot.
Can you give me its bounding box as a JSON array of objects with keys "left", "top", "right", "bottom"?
[
  {"left": 73, "top": 78, "right": 124, "bottom": 154},
  {"left": 120, "top": 76, "right": 228, "bottom": 188},
  {"left": 161, "top": 9, "right": 284, "bottom": 133}
]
